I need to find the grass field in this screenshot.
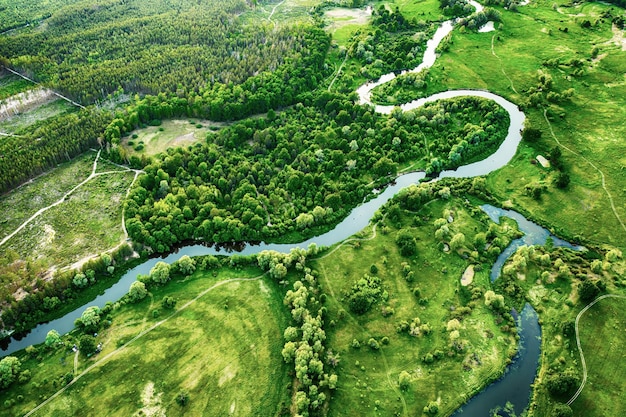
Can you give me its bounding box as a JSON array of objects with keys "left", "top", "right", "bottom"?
[
  {"left": 368, "top": 0, "right": 626, "bottom": 250},
  {"left": 572, "top": 296, "right": 626, "bottom": 417},
  {"left": 3, "top": 166, "right": 134, "bottom": 269},
  {"left": 0, "top": 99, "right": 77, "bottom": 134},
  {"left": 314, "top": 196, "right": 519, "bottom": 416},
  {"left": 0, "top": 266, "right": 291, "bottom": 417},
  {"left": 122, "top": 119, "right": 220, "bottom": 157},
  {"left": 0, "top": 152, "right": 96, "bottom": 240}
]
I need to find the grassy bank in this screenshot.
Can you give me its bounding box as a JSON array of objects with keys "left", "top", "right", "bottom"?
[
  {"left": 0, "top": 265, "right": 291, "bottom": 416},
  {"left": 313, "top": 194, "right": 520, "bottom": 416}
]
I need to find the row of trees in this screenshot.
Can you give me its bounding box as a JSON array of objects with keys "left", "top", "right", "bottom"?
[
  {"left": 0, "top": 108, "right": 112, "bottom": 193},
  {"left": 256, "top": 249, "right": 337, "bottom": 416}
]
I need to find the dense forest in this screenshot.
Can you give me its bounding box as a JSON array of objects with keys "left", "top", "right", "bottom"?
[
  {"left": 0, "top": 0, "right": 317, "bottom": 103},
  {"left": 124, "top": 94, "right": 509, "bottom": 252},
  {"left": 0, "top": 20, "right": 329, "bottom": 194}
]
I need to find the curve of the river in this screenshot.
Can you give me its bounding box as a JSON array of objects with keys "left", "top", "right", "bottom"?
[{"left": 0, "top": 5, "right": 550, "bottom": 417}]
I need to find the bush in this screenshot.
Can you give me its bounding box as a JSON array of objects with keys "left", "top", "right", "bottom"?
[
  {"left": 368, "top": 338, "right": 380, "bottom": 350},
  {"left": 396, "top": 230, "right": 417, "bottom": 256},
  {"left": 399, "top": 371, "right": 411, "bottom": 390}
]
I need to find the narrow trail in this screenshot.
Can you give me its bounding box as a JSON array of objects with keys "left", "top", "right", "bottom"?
[
  {"left": 23, "top": 274, "right": 264, "bottom": 417},
  {"left": 328, "top": 51, "right": 349, "bottom": 92},
  {"left": 73, "top": 350, "right": 79, "bottom": 376},
  {"left": 491, "top": 33, "right": 518, "bottom": 94},
  {"left": 567, "top": 294, "right": 626, "bottom": 406},
  {"left": 267, "top": 0, "right": 285, "bottom": 28},
  {"left": 0, "top": 149, "right": 143, "bottom": 249},
  {"left": 543, "top": 109, "right": 626, "bottom": 233},
  {"left": 2, "top": 66, "right": 85, "bottom": 109}
]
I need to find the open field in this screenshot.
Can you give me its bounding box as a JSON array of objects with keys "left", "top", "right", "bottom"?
[
  {"left": 242, "top": 0, "right": 319, "bottom": 26},
  {"left": 572, "top": 296, "right": 626, "bottom": 417},
  {"left": 0, "top": 72, "right": 34, "bottom": 100},
  {"left": 313, "top": 196, "right": 519, "bottom": 416},
  {"left": 0, "top": 266, "right": 291, "bottom": 417},
  {"left": 3, "top": 166, "right": 134, "bottom": 269},
  {"left": 325, "top": 7, "right": 372, "bottom": 47},
  {"left": 0, "top": 99, "right": 76, "bottom": 134},
  {"left": 0, "top": 152, "right": 96, "bottom": 240},
  {"left": 122, "top": 119, "right": 221, "bottom": 157}
]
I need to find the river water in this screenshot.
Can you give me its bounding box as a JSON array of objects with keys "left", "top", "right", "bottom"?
[{"left": 0, "top": 2, "right": 569, "bottom": 416}]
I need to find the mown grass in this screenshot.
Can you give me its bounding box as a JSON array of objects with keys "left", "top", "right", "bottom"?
[
  {"left": 0, "top": 265, "right": 291, "bottom": 417},
  {"left": 4, "top": 170, "right": 135, "bottom": 268},
  {"left": 0, "top": 99, "right": 77, "bottom": 134},
  {"left": 313, "top": 197, "right": 518, "bottom": 416},
  {"left": 122, "top": 119, "right": 219, "bottom": 157}
]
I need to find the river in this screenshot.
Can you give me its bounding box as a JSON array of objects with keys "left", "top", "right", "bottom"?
[{"left": 1, "top": 2, "right": 563, "bottom": 417}]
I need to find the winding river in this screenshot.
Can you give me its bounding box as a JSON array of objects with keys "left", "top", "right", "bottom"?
[{"left": 0, "top": 2, "right": 574, "bottom": 416}]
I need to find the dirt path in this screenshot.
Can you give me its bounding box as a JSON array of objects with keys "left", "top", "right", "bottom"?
[
  {"left": 491, "top": 33, "right": 518, "bottom": 94},
  {"left": 543, "top": 109, "right": 626, "bottom": 234},
  {"left": 267, "top": 0, "right": 285, "bottom": 28},
  {"left": 0, "top": 149, "right": 144, "bottom": 265},
  {"left": 73, "top": 350, "right": 79, "bottom": 376},
  {"left": 23, "top": 274, "right": 264, "bottom": 417},
  {"left": 567, "top": 294, "right": 626, "bottom": 406}
]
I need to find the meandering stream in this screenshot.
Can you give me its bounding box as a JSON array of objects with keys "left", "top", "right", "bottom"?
[{"left": 1, "top": 2, "right": 579, "bottom": 416}]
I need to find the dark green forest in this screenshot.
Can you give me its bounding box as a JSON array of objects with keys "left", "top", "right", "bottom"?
[{"left": 123, "top": 95, "right": 508, "bottom": 252}]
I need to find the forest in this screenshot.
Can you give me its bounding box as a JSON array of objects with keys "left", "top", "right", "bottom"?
[
  {"left": 1, "top": 0, "right": 626, "bottom": 416},
  {"left": 123, "top": 95, "right": 508, "bottom": 252}
]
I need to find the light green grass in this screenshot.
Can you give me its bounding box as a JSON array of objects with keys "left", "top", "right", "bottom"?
[
  {"left": 370, "top": 0, "right": 626, "bottom": 250},
  {"left": 0, "top": 99, "right": 77, "bottom": 134},
  {"left": 314, "top": 197, "right": 518, "bottom": 416},
  {"left": 4, "top": 170, "right": 134, "bottom": 268},
  {"left": 572, "top": 296, "right": 626, "bottom": 417},
  {"left": 0, "top": 72, "right": 35, "bottom": 100},
  {"left": 123, "top": 119, "right": 220, "bottom": 157},
  {"left": 0, "top": 152, "right": 96, "bottom": 240},
  {"left": 0, "top": 266, "right": 291, "bottom": 417}
]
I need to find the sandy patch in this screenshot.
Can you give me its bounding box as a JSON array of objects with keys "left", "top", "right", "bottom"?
[
  {"left": 536, "top": 155, "right": 550, "bottom": 168},
  {"left": 325, "top": 6, "right": 372, "bottom": 30},
  {"left": 218, "top": 364, "right": 237, "bottom": 387},
  {"left": 134, "top": 382, "right": 166, "bottom": 417},
  {"left": 259, "top": 280, "right": 270, "bottom": 295},
  {"left": 42, "top": 224, "right": 56, "bottom": 245},
  {"left": 605, "top": 24, "right": 626, "bottom": 51},
  {"left": 0, "top": 88, "right": 55, "bottom": 121},
  {"left": 13, "top": 287, "right": 28, "bottom": 302},
  {"left": 478, "top": 21, "right": 495, "bottom": 33},
  {"left": 461, "top": 265, "right": 474, "bottom": 286}
]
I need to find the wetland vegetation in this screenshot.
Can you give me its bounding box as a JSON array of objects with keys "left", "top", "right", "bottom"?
[{"left": 0, "top": 0, "right": 625, "bottom": 416}]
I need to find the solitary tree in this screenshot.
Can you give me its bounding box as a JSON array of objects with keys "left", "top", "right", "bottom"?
[
  {"left": 45, "top": 330, "right": 61, "bottom": 347},
  {"left": 79, "top": 335, "right": 97, "bottom": 356},
  {"left": 128, "top": 281, "right": 148, "bottom": 303},
  {"left": 177, "top": 255, "right": 196, "bottom": 276},
  {"left": 78, "top": 306, "right": 101, "bottom": 333},
  {"left": 0, "top": 356, "right": 21, "bottom": 389},
  {"left": 150, "top": 261, "right": 171, "bottom": 284}
]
